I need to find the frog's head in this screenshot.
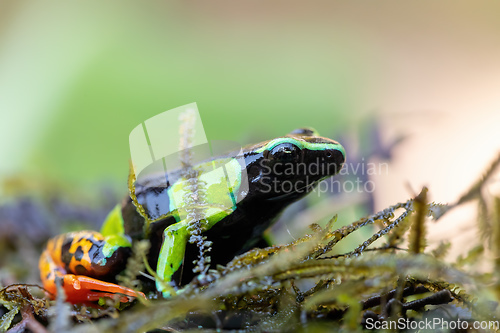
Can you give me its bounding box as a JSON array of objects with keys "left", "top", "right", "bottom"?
[{"left": 245, "top": 128, "right": 345, "bottom": 201}]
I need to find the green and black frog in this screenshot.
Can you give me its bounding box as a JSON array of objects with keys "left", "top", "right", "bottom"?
[{"left": 39, "top": 128, "right": 345, "bottom": 303}]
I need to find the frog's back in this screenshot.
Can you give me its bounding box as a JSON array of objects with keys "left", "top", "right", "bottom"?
[{"left": 121, "top": 154, "right": 246, "bottom": 236}]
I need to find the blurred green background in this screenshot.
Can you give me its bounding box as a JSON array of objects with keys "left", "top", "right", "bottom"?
[
  {"left": 1, "top": 0, "right": 499, "bottom": 203},
  {"left": 0, "top": 1, "right": 362, "bottom": 188}
]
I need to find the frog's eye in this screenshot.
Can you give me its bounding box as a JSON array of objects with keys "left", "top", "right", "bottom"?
[{"left": 269, "top": 143, "right": 301, "bottom": 163}]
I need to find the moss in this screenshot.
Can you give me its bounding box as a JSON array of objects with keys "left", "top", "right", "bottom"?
[{"left": 2, "top": 151, "right": 500, "bottom": 332}]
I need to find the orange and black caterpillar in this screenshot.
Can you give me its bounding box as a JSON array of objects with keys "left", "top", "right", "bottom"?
[{"left": 39, "top": 231, "right": 142, "bottom": 303}]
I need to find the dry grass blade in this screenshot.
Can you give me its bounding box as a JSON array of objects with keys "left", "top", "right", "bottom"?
[
  {"left": 408, "top": 187, "right": 428, "bottom": 254},
  {"left": 457, "top": 152, "right": 500, "bottom": 206}
]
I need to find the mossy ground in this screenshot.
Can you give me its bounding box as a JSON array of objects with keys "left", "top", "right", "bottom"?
[{"left": 1, "top": 154, "right": 500, "bottom": 332}]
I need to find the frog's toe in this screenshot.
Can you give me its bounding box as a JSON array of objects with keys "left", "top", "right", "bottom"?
[{"left": 59, "top": 274, "right": 145, "bottom": 303}]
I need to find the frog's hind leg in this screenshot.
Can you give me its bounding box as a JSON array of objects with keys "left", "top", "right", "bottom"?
[{"left": 39, "top": 231, "right": 144, "bottom": 303}]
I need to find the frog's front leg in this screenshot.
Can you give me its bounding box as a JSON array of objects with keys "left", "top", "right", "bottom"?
[
  {"left": 156, "top": 221, "right": 190, "bottom": 297},
  {"left": 39, "top": 230, "right": 144, "bottom": 304}
]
